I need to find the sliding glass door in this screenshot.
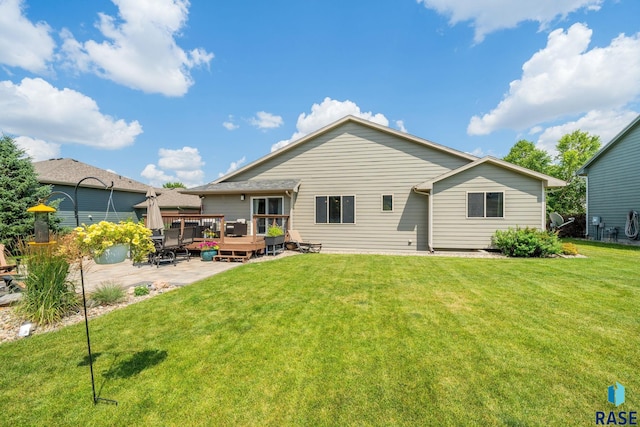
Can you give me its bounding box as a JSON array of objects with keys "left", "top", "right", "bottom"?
[{"left": 252, "top": 196, "right": 283, "bottom": 234}]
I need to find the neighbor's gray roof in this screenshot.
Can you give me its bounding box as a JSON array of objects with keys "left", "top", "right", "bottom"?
[
  {"left": 133, "top": 188, "right": 201, "bottom": 209},
  {"left": 182, "top": 179, "right": 301, "bottom": 195},
  {"left": 34, "top": 158, "right": 150, "bottom": 193}
]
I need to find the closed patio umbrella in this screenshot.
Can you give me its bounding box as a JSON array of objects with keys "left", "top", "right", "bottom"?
[{"left": 145, "top": 188, "right": 164, "bottom": 232}]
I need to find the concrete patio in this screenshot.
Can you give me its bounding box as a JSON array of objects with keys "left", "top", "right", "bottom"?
[{"left": 72, "top": 256, "right": 244, "bottom": 293}]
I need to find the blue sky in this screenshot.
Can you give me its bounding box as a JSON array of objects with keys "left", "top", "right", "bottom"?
[{"left": 1, "top": 0, "right": 639, "bottom": 187}]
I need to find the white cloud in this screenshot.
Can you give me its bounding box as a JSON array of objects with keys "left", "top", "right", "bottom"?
[
  {"left": 0, "top": 77, "right": 142, "bottom": 148},
  {"left": 60, "top": 0, "right": 213, "bottom": 96},
  {"left": 218, "top": 156, "right": 246, "bottom": 177},
  {"left": 271, "top": 97, "right": 389, "bottom": 152},
  {"left": 176, "top": 169, "right": 204, "bottom": 186},
  {"left": 250, "top": 111, "right": 283, "bottom": 130},
  {"left": 14, "top": 136, "right": 61, "bottom": 161},
  {"left": 535, "top": 109, "right": 639, "bottom": 155},
  {"left": 222, "top": 115, "right": 239, "bottom": 130},
  {"left": 396, "top": 120, "right": 407, "bottom": 133},
  {"left": 142, "top": 146, "right": 205, "bottom": 187},
  {"left": 417, "top": 0, "right": 602, "bottom": 43},
  {"left": 468, "top": 147, "right": 486, "bottom": 157},
  {"left": 141, "top": 164, "right": 175, "bottom": 186},
  {"left": 0, "top": 0, "right": 55, "bottom": 73},
  {"left": 157, "top": 146, "right": 204, "bottom": 170},
  {"left": 468, "top": 23, "right": 640, "bottom": 135}
]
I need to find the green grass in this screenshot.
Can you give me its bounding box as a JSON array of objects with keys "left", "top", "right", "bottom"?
[{"left": 1, "top": 241, "right": 639, "bottom": 426}]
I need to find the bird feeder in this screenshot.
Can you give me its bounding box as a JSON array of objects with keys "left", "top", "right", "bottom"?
[{"left": 27, "top": 203, "right": 57, "bottom": 244}]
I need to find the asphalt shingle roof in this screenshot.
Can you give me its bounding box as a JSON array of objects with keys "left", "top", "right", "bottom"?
[
  {"left": 132, "top": 188, "right": 201, "bottom": 209},
  {"left": 33, "top": 158, "right": 151, "bottom": 193},
  {"left": 183, "top": 179, "right": 301, "bottom": 195}
]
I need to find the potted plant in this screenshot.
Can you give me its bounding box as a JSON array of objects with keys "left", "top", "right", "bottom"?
[
  {"left": 74, "top": 220, "right": 156, "bottom": 264},
  {"left": 199, "top": 240, "right": 219, "bottom": 261},
  {"left": 265, "top": 224, "right": 285, "bottom": 247}
]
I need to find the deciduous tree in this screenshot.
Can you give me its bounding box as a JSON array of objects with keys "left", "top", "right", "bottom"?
[
  {"left": 547, "top": 130, "right": 601, "bottom": 214},
  {"left": 503, "top": 139, "right": 552, "bottom": 174}
]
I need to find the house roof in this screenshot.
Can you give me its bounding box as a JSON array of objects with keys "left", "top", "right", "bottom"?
[
  {"left": 207, "top": 115, "right": 478, "bottom": 185},
  {"left": 132, "top": 188, "right": 201, "bottom": 209},
  {"left": 413, "top": 156, "right": 566, "bottom": 191},
  {"left": 183, "top": 179, "right": 301, "bottom": 195},
  {"left": 33, "top": 158, "right": 150, "bottom": 193},
  {"left": 577, "top": 114, "right": 640, "bottom": 175}
]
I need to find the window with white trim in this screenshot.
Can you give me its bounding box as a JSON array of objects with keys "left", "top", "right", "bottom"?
[
  {"left": 382, "top": 195, "right": 393, "bottom": 212},
  {"left": 315, "top": 196, "right": 355, "bottom": 223},
  {"left": 467, "top": 192, "right": 504, "bottom": 218}
]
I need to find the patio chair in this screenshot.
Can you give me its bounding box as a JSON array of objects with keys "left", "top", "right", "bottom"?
[
  {"left": 286, "top": 230, "right": 322, "bottom": 253},
  {"left": 150, "top": 228, "right": 182, "bottom": 267},
  {"left": 0, "top": 243, "right": 17, "bottom": 274},
  {"left": 176, "top": 226, "right": 197, "bottom": 261}
]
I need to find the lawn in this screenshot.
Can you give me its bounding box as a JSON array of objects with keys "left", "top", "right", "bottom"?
[{"left": 0, "top": 241, "right": 638, "bottom": 426}]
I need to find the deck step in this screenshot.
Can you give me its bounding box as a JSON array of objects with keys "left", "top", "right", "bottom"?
[{"left": 214, "top": 250, "right": 252, "bottom": 263}]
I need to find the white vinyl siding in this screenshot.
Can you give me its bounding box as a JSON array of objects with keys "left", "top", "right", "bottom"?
[
  {"left": 202, "top": 120, "right": 549, "bottom": 251},
  {"left": 228, "top": 122, "right": 468, "bottom": 251},
  {"left": 433, "top": 163, "right": 543, "bottom": 249}
]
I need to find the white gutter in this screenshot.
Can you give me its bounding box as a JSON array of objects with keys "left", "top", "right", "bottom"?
[
  {"left": 285, "top": 181, "right": 301, "bottom": 231},
  {"left": 541, "top": 181, "right": 546, "bottom": 230},
  {"left": 585, "top": 177, "right": 589, "bottom": 238}
]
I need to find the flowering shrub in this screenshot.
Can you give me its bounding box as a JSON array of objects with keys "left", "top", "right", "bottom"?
[
  {"left": 74, "top": 220, "right": 155, "bottom": 263},
  {"left": 198, "top": 241, "right": 219, "bottom": 250}
]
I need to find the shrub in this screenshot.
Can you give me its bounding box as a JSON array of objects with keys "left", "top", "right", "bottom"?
[
  {"left": 492, "top": 227, "right": 563, "bottom": 258},
  {"left": 134, "top": 286, "right": 150, "bottom": 296},
  {"left": 266, "top": 224, "right": 284, "bottom": 237},
  {"left": 91, "top": 281, "right": 125, "bottom": 305},
  {"left": 561, "top": 242, "right": 579, "bottom": 256},
  {"left": 16, "top": 241, "right": 79, "bottom": 324}
]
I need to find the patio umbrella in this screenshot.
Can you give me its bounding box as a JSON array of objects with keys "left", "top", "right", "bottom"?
[{"left": 145, "top": 188, "right": 164, "bottom": 232}]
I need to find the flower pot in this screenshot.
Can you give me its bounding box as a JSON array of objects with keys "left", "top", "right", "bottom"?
[
  {"left": 94, "top": 244, "right": 129, "bottom": 264},
  {"left": 265, "top": 235, "right": 285, "bottom": 246},
  {"left": 201, "top": 249, "right": 217, "bottom": 261}
]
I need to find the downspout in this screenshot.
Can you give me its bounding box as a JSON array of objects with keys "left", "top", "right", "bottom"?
[
  {"left": 285, "top": 181, "right": 301, "bottom": 231},
  {"left": 412, "top": 188, "right": 434, "bottom": 253},
  {"left": 542, "top": 182, "right": 546, "bottom": 230},
  {"left": 584, "top": 176, "right": 589, "bottom": 238}
]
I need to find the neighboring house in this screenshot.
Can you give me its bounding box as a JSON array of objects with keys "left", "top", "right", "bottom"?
[
  {"left": 132, "top": 188, "right": 201, "bottom": 217},
  {"left": 578, "top": 114, "right": 640, "bottom": 242},
  {"left": 184, "top": 116, "right": 564, "bottom": 251},
  {"left": 33, "top": 158, "right": 151, "bottom": 227}
]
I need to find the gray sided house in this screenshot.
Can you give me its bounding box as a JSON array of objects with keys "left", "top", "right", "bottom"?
[
  {"left": 578, "top": 114, "right": 640, "bottom": 242},
  {"left": 33, "top": 158, "right": 151, "bottom": 227},
  {"left": 185, "top": 116, "right": 565, "bottom": 251}
]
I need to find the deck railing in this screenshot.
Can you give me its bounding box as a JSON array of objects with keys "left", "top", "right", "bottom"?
[{"left": 146, "top": 214, "right": 289, "bottom": 245}]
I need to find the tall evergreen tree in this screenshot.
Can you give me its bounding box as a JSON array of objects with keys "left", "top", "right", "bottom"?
[{"left": 0, "top": 136, "right": 51, "bottom": 253}]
